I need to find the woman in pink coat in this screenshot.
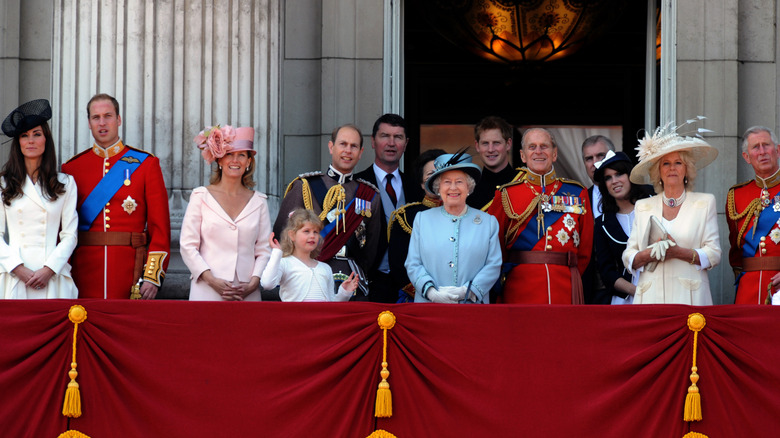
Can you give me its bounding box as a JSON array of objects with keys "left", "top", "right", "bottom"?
[{"left": 180, "top": 125, "right": 272, "bottom": 301}]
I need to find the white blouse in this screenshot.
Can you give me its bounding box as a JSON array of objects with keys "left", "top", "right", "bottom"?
[{"left": 260, "top": 248, "right": 352, "bottom": 302}]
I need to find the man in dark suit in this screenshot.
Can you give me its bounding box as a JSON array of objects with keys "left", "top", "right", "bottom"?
[
  {"left": 580, "top": 135, "right": 615, "bottom": 304},
  {"left": 355, "top": 114, "right": 419, "bottom": 302}
]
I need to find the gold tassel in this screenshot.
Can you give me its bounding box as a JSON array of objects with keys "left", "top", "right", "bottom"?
[
  {"left": 375, "top": 311, "right": 396, "bottom": 418},
  {"left": 63, "top": 305, "right": 87, "bottom": 418},
  {"left": 682, "top": 433, "right": 709, "bottom": 438},
  {"left": 366, "top": 430, "right": 397, "bottom": 438},
  {"left": 57, "top": 430, "right": 92, "bottom": 438},
  {"left": 684, "top": 313, "right": 705, "bottom": 422}
]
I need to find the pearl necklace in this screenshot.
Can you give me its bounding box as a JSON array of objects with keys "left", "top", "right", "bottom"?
[{"left": 662, "top": 190, "right": 686, "bottom": 208}]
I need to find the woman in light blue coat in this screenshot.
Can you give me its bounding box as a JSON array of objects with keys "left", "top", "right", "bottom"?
[{"left": 405, "top": 151, "right": 502, "bottom": 303}]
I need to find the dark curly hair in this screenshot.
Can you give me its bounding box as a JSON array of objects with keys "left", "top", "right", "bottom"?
[{"left": 1, "top": 122, "right": 65, "bottom": 206}]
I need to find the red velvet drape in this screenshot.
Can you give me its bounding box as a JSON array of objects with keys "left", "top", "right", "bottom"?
[{"left": 1, "top": 301, "right": 779, "bottom": 437}]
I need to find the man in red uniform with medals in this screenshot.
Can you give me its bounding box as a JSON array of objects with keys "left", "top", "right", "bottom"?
[
  {"left": 487, "top": 128, "right": 593, "bottom": 304},
  {"left": 62, "top": 94, "right": 170, "bottom": 299},
  {"left": 727, "top": 126, "right": 780, "bottom": 304}
]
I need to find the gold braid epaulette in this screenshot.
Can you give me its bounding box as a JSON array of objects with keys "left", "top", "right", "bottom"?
[
  {"left": 284, "top": 177, "right": 315, "bottom": 211},
  {"left": 501, "top": 187, "right": 540, "bottom": 244},
  {"left": 387, "top": 202, "right": 424, "bottom": 240},
  {"left": 284, "top": 172, "right": 325, "bottom": 212},
  {"left": 481, "top": 168, "right": 527, "bottom": 212},
  {"left": 727, "top": 186, "right": 762, "bottom": 246}
]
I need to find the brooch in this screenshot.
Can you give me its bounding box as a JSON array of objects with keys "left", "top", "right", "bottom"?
[
  {"left": 556, "top": 229, "right": 570, "bottom": 246},
  {"left": 122, "top": 196, "right": 138, "bottom": 214},
  {"left": 563, "top": 214, "right": 576, "bottom": 231}
]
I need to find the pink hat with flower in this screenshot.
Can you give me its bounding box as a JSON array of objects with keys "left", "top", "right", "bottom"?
[{"left": 194, "top": 125, "right": 256, "bottom": 164}]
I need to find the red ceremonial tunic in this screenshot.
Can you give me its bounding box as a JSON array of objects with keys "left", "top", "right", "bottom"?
[
  {"left": 726, "top": 173, "right": 780, "bottom": 304},
  {"left": 62, "top": 142, "right": 171, "bottom": 299},
  {"left": 487, "top": 169, "right": 593, "bottom": 304}
]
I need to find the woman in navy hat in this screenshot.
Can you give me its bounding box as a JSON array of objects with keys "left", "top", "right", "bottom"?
[
  {"left": 592, "top": 151, "right": 653, "bottom": 304},
  {"left": 405, "top": 150, "right": 502, "bottom": 303},
  {"left": 0, "top": 99, "right": 78, "bottom": 298}
]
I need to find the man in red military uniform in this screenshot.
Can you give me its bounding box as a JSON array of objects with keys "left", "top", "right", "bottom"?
[
  {"left": 726, "top": 126, "right": 780, "bottom": 304},
  {"left": 62, "top": 94, "right": 170, "bottom": 299},
  {"left": 487, "top": 128, "right": 593, "bottom": 304}
]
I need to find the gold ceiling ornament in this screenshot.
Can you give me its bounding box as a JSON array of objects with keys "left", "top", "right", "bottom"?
[{"left": 421, "top": 0, "right": 625, "bottom": 63}]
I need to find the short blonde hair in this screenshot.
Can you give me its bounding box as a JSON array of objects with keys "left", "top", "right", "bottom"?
[
  {"left": 280, "top": 208, "right": 323, "bottom": 258},
  {"left": 648, "top": 150, "right": 697, "bottom": 194}
]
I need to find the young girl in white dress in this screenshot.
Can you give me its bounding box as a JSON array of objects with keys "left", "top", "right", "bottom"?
[{"left": 261, "top": 208, "right": 358, "bottom": 301}]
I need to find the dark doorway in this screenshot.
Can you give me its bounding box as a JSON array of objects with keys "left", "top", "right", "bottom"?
[{"left": 404, "top": 1, "right": 650, "bottom": 168}]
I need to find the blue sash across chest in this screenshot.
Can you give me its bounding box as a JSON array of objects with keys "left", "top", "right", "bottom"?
[
  {"left": 78, "top": 149, "right": 149, "bottom": 231},
  {"left": 742, "top": 186, "right": 780, "bottom": 258}
]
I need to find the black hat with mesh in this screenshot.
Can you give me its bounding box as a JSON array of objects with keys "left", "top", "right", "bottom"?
[{"left": 2, "top": 99, "right": 52, "bottom": 138}]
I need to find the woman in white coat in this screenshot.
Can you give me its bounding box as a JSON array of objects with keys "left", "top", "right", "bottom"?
[
  {"left": 180, "top": 125, "right": 272, "bottom": 301},
  {"left": 0, "top": 99, "right": 78, "bottom": 299},
  {"left": 622, "top": 121, "right": 721, "bottom": 304}
]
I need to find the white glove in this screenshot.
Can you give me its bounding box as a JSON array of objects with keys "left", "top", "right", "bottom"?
[
  {"left": 426, "top": 286, "right": 459, "bottom": 304},
  {"left": 648, "top": 239, "right": 676, "bottom": 261},
  {"left": 439, "top": 285, "right": 468, "bottom": 301},
  {"left": 773, "top": 291, "right": 780, "bottom": 306}
]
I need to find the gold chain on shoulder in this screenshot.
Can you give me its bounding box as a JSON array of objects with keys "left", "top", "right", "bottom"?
[
  {"left": 299, "top": 179, "right": 314, "bottom": 211},
  {"left": 397, "top": 211, "right": 413, "bottom": 235},
  {"left": 388, "top": 202, "right": 423, "bottom": 240},
  {"left": 502, "top": 188, "right": 540, "bottom": 242},
  {"left": 727, "top": 188, "right": 761, "bottom": 245}
]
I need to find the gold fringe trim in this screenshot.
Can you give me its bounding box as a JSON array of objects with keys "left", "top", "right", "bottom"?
[
  {"left": 62, "top": 305, "right": 87, "bottom": 418},
  {"left": 375, "top": 311, "right": 396, "bottom": 418},
  {"left": 366, "top": 430, "right": 397, "bottom": 438},
  {"left": 684, "top": 313, "right": 706, "bottom": 422}
]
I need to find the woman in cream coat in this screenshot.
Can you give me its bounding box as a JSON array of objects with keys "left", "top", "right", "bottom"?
[
  {"left": 0, "top": 99, "right": 78, "bottom": 299},
  {"left": 180, "top": 125, "right": 271, "bottom": 301},
  {"left": 622, "top": 122, "right": 721, "bottom": 304}
]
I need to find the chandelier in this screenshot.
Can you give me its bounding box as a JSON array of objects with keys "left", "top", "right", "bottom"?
[{"left": 421, "top": 0, "right": 625, "bottom": 63}]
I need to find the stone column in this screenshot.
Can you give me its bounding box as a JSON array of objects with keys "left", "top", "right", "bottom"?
[
  {"left": 280, "top": 0, "right": 386, "bottom": 190},
  {"left": 0, "top": 0, "right": 53, "bottom": 163},
  {"left": 676, "top": 0, "right": 740, "bottom": 304},
  {"left": 51, "top": 0, "right": 280, "bottom": 298}
]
